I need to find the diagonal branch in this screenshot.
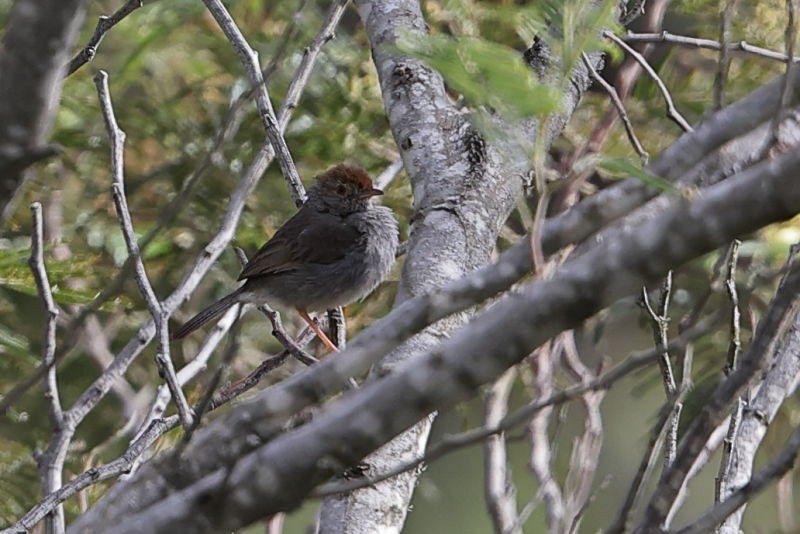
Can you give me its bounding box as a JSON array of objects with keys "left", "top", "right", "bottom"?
[
  {"left": 28, "top": 202, "right": 65, "bottom": 534},
  {"left": 71, "top": 131, "right": 800, "bottom": 533},
  {"left": 200, "top": 0, "right": 305, "bottom": 205},
  {"left": 66, "top": 0, "right": 145, "bottom": 76},
  {"left": 94, "top": 70, "right": 194, "bottom": 430}
]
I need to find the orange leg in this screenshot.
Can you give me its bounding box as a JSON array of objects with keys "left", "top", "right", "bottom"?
[{"left": 297, "top": 309, "right": 339, "bottom": 353}]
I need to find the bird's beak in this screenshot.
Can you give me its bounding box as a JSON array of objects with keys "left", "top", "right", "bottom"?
[{"left": 360, "top": 187, "right": 384, "bottom": 199}]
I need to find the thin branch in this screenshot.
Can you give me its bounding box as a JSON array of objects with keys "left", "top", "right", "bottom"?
[
  {"left": 562, "top": 361, "right": 598, "bottom": 529},
  {"left": 177, "top": 308, "right": 243, "bottom": 450},
  {"left": 636, "top": 260, "right": 800, "bottom": 531},
  {"left": 723, "top": 240, "right": 742, "bottom": 375},
  {"left": 581, "top": 53, "right": 648, "bottom": 162},
  {"left": 561, "top": 333, "right": 604, "bottom": 534},
  {"left": 201, "top": 0, "right": 305, "bottom": 205},
  {"left": 94, "top": 70, "right": 195, "bottom": 430},
  {"left": 623, "top": 31, "right": 800, "bottom": 63},
  {"left": 715, "top": 240, "right": 743, "bottom": 507},
  {"left": 3, "top": 341, "right": 297, "bottom": 534},
  {"left": 603, "top": 31, "right": 693, "bottom": 132},
  {"left": 528, "top": 342, "right": 565, "bottom": 532},
  {"left": 276, "top": 0, "right": 348, "bottom": 126},
  {"left": 28, "top": 203, "right": 63, "bottom": 428},
  {"left": 606, "top": 391, "right": 687, "bottom": 534},
  {"left": 716, "top": 247, "right": 800, "bottom": 533},
  {"left": 374, "top": 159, "right": 404, "bottom": 191},
  {"left": 641, "top": 271, "right": 680, "bottom": 467},
  {"left": 666, "top": 420, "right": 729, "bottom": 528},
  {"left": 125, "top": 303, "right": 242, "bottom": 476},
  {"left": 315, "top": 315, "right": 718, "bottom": 498},
  {"left": 2, "top": 416, "right": 176, "bottom": 534},
  {"left": 483, "top": 368, "right": 522, "bottom": 534},
  {"left": 66, "top": 0, "right": 144, "bottom": 76},
  {"left": 678, "top": 424, "right": 800, "bottom": 534},
  {"left": 28, "top": 202, "right": 65, "bottom": 534},
  {"left": 714, "top": 0, "right": 737, "bottom": 109}
]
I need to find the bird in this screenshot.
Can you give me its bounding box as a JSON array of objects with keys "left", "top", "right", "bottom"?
[{"left": 172, "top": 164, "right": 399, "bottom": 352}]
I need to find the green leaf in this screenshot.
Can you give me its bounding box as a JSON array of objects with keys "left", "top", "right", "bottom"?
[
  {"left": 397, "top": 33, "right": 561, "bottom": 121},
  {"left": 0, "top": 323, "right": 35, "bottom": 365},
  {"left": 591, "top": 155, "right": 680, "bottom": 194}
]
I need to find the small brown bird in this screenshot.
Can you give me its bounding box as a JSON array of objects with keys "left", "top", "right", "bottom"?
[{"left": 173, "top": 164, "right": 399, "bottom": 351}]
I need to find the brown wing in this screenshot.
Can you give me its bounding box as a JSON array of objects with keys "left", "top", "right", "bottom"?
[{"left": 238, "top": 207, "right": 359, "bottom": 280}]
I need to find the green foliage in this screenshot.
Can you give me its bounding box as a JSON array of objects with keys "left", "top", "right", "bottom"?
[
  {"left": 398, "top": 33, "right": 561, "bottom": 121},
  {"left": 590, "top": 154, "right": 680, "bottom": 194},
  {"left": 0, "top": 438, "right": 39, "bottom": 525}
]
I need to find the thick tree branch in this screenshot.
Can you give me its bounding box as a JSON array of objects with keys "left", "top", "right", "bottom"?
[{"left": 70, "top": 135, "right": 800, "bottom": 533}]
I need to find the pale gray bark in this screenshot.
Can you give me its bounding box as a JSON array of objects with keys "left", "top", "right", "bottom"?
[
  {"left": 716, "top": 309, "right": 800, "bottom": 532},
  {"left": 66, "top": 132, "right": 800, "bottom": 534},
  {"left": 315, "top": 0, "right": 594, "bottom": 530}
]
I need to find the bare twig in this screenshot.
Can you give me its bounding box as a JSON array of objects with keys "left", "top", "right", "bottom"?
[
  {"left": 716, "top": 249, "right": 800, "bottom": 533},
  {"left": 177, "top": 308, "right": 243, "bottom": 449},
  {"left": 723, "top": 241, "right": 742, "bottom": 376},
  {"left": 3, "top": 416, "right": 176, "bottom": 534},
  {"left": 678, "top": 424, "right": 800, "bottom": 534},
  {"left": 125, "top": 303, "right": 242, "bottom": 476},
  {"left": 3, "top": 339, "right": 298, "bottom": 534},
  {"left": 714, "top": 0, "right": 737, "bottom": 109},
  {"left": 603, "top": 31, "right": 693, "bottom": 132},
  {"left": 641, "top": 271, "right": 680, "bottom": 467},
  {"left": 637, "top": 262, "right": 800, "bottom": 531},
  {"left": 28, "top": 203, "right": 63, "bottom": 429},
  {"left": 623, "top": 31, "right": 800, "bottom": 63},
  {"left": 374, "top": 159, "right": 404, "bottom": 191},
  {"left": 201, "top": 0, "right": 305, "bottom": 205},
  {"left": 666, "top": 420, "right": 729, "bottom": 528},
  {"left": 528, "top": 341, "right": 565, "bottom": 532},
  {"left": 66, "top": 0, "right": 145, "bottom": 76},
  {"left": 715, "top": 240, "right": 743, "bottom": 505},
  {"left": 276, "top": 0, "right": 348, "bottom": 126},
  {"left": 581, "top": 53, "right": 648, "bottom": 162},
  {"left": 558, "top": 0, "right": 670, "bottom": 211},
  {"left": 483, "top": 368, "right": 522, "bottom": 534},
  {"left": 315, "top": 314, "right": 718, "bottom": 498},
  {"left": 95, "top": 70, "right": 195, "bottom": 430},
  {"left": 561, "top": 333, "right": 604, "bottom": 534},
  {"left": 606, "top": 390, "right": 687, "bottom": 534},
  {"left": 328, "top": 306, "right": 347, "bottom": 350},
  {"left": 28, "top": 202, "right": 65, "bottom": 534}
]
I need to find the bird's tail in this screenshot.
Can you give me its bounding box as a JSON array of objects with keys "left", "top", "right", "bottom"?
[{"left": 172, "top": 288, "right": 245, "bottom": 340}]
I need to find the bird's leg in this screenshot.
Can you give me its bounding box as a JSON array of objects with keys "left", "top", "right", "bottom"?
[{"left": 297, "top": 309, "right": 339, "bottom": 353}]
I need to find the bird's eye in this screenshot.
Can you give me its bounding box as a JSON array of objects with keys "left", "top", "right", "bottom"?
[{"left": 336, "top": 185, "right": 347, "bottom": 195}]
